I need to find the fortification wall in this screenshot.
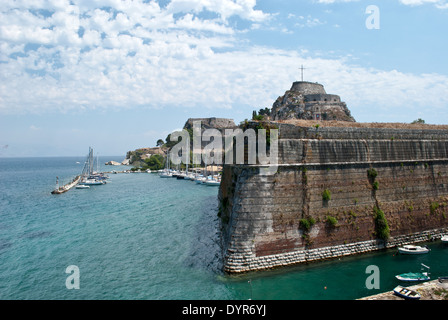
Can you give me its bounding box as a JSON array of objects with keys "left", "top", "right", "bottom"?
[
  {"left": 305, "top": 94, "right": 341, "bottom": 103},
  {"left": 290, "top": 82, "right": 326, "bottom": 95},
  {"left": 219, "top": 123, "right": 448, "bottom": 273}
]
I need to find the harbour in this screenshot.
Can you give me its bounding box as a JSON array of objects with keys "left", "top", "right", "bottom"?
[
  {"left": 1, "top": 156, "right": 447, "bottom": 300},
  {"left": 51, "top": 147, "right": 221, "bottom": 195}
]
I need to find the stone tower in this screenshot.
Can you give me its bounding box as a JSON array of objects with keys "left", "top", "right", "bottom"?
[{"left": 270, "top": 81, "right": 355, "bottom": 122}]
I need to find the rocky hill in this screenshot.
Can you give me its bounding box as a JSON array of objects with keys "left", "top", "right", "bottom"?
[{"left": 270, "top": 81, "right": 355, "bottom": 122}]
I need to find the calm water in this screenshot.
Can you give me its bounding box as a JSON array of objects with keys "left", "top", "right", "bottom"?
[{"left": 0, "top": 157, "right": 447, "bottom": 300}]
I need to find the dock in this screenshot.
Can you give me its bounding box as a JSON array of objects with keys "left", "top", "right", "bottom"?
[
  {"left": 51, "top": 175, "right": 81, "bottom": 194},
  {"left": 359, "top": 279, "right": 448, "bottom": 300}
]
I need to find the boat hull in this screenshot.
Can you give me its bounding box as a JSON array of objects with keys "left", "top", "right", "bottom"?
[
  {"left": 393, "top": 286, "right": 421, "bottom": 300},
  {"left": 397, "top": 245, "right": 430, "bottom": 254},
  {"left": 395, "top": 274, "right": 430, "bottom": 282}
]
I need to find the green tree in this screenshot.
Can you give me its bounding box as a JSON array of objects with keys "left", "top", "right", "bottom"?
[
  {"left": 144, "top": 154, "right": 165, "bottom": 170},
  {"left": 156, "top": 139, "right": 164, "bottom": 147},
  {"left": 411, "top": 118, "right": 425, "bottom": 124},
  {"left": 252, "top": 110, "right": 257, "bottom": 120}
]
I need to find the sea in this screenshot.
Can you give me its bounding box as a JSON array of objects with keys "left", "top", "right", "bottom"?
[{"left": 1, "top": 156, "right": 447, "bottom": 301}]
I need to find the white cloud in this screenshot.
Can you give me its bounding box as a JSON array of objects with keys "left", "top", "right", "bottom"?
[
  {"left": 315, "top": 0, "right": 359, "bottom": 3},
  {"left": 399, "top": 0, "right": 441, "bottom": 6},
  {"left": 1, "top": 0, "right": 448, "bottom": 125},
  {"left": 29, "top": 125, "right": 41, "bottom": 130},
  {"left": 317, "top": 0, "right": 448, "bottom": 7},
  {"left": 166, "top": 0, "right": 270, "bottom": 22}
]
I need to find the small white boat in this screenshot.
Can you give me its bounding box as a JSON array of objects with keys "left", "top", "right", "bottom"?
[
  {"left": 397, "top": 245, "right": 430, "bottom": 254},
  {"left": 441, "top": 235, "right": 448, "bottom": 243},
  {"left": 205, "top": 179, "right": 220, "bottom": 186},
  {"left": 185, "top": 173, "right": 195, "bottom": 180},
  {"left": 82, "top": 179, "right": 104, "bottom": 185},
  {"left": 75, "top": 184, "right": 90, "bottom": 189},
  {"left": 159, "top": 171, "right": 172, "bottom": 178},
  {"left": 393, "top": 285, "right": 421, "bottom": 300}
]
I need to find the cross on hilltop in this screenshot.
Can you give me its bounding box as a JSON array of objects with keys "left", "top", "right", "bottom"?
[{"left": 299, "top": 65, "right": 306, "bottom": 82}]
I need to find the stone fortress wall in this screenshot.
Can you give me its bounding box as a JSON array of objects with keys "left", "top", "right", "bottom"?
[{"left": 218, "top": 122, "right": 448, "bottom": 273}]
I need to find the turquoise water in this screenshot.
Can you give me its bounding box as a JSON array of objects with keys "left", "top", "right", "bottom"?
[{"left": 1, "top": 157, "right": 447, "bottom": 300}]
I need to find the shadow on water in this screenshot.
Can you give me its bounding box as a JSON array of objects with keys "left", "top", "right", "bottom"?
[{"left": 184, "top": 195, "right": 223, "bottom": 275}]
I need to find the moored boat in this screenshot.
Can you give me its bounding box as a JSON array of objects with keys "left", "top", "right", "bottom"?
[
  {"left": 393, "top": 285, "right": 421, "bottom": 300},
  {"left": 395, "top": 272, "right": 430, "bottom": 282},
  {"left": 184, "top": 173, "right": 195, "bottom": 180},
  {"left": 441, "top": 235, "right": 448, "bottom": 243},
  {"left": 82, "top": 178, "right": 104, "bottom": 185},
  {"left": 75, "top": 184, "right": 90, "bottom": 189},
  {"left": 194, "top": 176, "right": 204, "bottom": 184},
  {"left": 205, "top": 179, "right": 220, "bottom": 186},
  {"left": 396, "top": 264, "right": 430, "bottom": 282},
  {"left": 159, "top": 172, "right": 172, "bottom": 178},
  {"left": 397, "top": 245, "right": 430, "bottom": 254}
]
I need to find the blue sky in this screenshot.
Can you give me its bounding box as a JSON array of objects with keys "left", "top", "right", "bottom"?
[{"left": 1, "top": 0, "right": 448, "bottom": 157}]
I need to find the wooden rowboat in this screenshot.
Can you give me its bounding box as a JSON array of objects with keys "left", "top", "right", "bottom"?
[{"left": 393, "top": 285, "right": 421, "bottom": 300}]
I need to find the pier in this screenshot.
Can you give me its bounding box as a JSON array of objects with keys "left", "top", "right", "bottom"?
[
  {"left": 51, "top": 147, "right": 107, "bottom": 194},
  {"left": 51, "top": 175, "right": 81, "bottom": 194}
]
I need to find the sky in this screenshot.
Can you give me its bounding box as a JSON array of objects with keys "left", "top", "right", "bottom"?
[{"left": 1, "top": 0, "right": 448, "bottom": 157}]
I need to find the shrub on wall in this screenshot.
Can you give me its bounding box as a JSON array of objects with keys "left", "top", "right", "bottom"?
[
  {"left": 373, "top": 206, "right": 390, "bottom": 241},
  {"left": 367, "top": 168, "right": 378, "bottom": 180},
  {"left": 322, "top": 189, "right": 331, "bottom": 201},
  {"left": 326, "top": 215, "right": 338, "bottom": 227},
  {"left": 299, "top": 217, "right": 316, "bottom": 231},
  {"left": 430, "top": 202, "right": 439, "bottom": 215}
]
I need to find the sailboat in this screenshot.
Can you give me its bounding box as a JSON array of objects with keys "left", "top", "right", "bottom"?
[
  {"left": 159, "top": 151, "right": 172, "bottom": 178},
  {"left": 80, "top": 147, "right": 106, "bottom": 186},
  {"left": 205, "top": 165, "right": 221, "bottom": 186}
]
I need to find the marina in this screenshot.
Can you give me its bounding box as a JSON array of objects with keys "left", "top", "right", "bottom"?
[
  {"left": 158, "top": 169, "right": 221, "bottom": 186},
  {"left": 51, "top": 147, "right": 109, "bottom": 194},
  {"left": 157, "top": 151, "right": 222, "bottom": 186}
]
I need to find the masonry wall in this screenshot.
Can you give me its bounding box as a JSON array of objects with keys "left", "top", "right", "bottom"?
[
  {"left": 290, "top": 82, "right": 326, "bottom": 94},
  {"left": 218, "top": 123, "right": 448, "bottom": 273}
]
